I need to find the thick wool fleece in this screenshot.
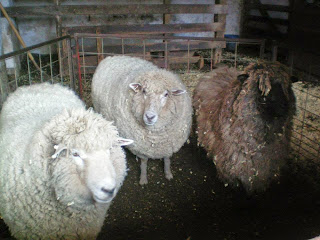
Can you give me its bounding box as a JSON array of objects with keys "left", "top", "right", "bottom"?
[
  {"left": 92, "top": 56, "right": 192, "bottom": 160},
  {"left": 193, "top": 61, "right": 296, "bottom": 193},
  {"left": 0, "top": 83, "right": 128, "bottom": 239}
]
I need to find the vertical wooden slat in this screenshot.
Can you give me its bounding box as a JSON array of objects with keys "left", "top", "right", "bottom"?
[
  {"left": 271, "top": 40, "right": 278, "bottom": 62},
  {"left": 96, "top": 27, "right": 104, "bottom": 64},
  {"left": 214, "top": 0, "right": 227, "bottom": 64},
  {"left": 259, "top": 39, "right": 265, "bottom": 59},
  {"left": 55, "top": 0, "right": 62, "bottom": 38},
  {"left": 55, "top": 0, "right": 64, "bottom": 80},
  {"left": 163, "top": 0, "right": 171, "bottom": 68},
  {"left": 0, "top": 60, "right": 9, "bottom": 106}
]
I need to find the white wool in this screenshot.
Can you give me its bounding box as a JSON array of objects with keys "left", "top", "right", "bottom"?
[
  {"left": 92, "top": 56, "right": 193, "bottom": 160},
  {"left": 0, "top": 83, "right": 130, "bottom": 239}
]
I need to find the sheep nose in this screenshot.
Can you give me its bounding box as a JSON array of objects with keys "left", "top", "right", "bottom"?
[
  {"left": 101, "top": 187, "right": 115, "bottom": 195},
  {"left": 146, "top": 113, "right": 156, "bottom": 121}
]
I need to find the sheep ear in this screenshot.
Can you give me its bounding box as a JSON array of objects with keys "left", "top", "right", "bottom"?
[
  {"left": 237, "top": 74, "right": 249, "bottom": 83},
  {"left": 290, "top": 76, "right": 299, "bottom": 83},
  {"left": 129, "top": 83, "right": 142, "bottom": 93},
  {"left": 52, "top": 145, "right": 68, "bottom": 159},
  {"left": 116, "top": 138, "right": 134, "bottom": 146},
  {"left": 171, "top": 89, "right": 186, "bottom": 96}
]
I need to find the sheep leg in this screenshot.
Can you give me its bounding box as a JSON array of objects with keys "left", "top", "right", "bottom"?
[
  {"left": 164, "top": 157, "right": 173, "bottom": 180},
  {"left": 139, "top": 158, "right": 148, "bottom": 185}
]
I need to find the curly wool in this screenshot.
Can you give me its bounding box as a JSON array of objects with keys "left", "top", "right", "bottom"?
[
  {"left": 0, "top": 83, "right": 128, "bottom": 239},
  {"left": 92, "top": 56, "right": 192, "bottom": 160},
  {"left": 193, "top": 61, "right": 296, "bottom": 193}
]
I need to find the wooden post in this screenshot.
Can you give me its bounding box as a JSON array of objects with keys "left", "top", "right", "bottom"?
[
  {"left": 259, "top": 39, "right": 266, "bottom": 59},
  {"left": 214, "top": 0, "right": 227, "bottom": 65},
  {"left": 96, "top": 27, "right": 104, "bottom": 64},
  {"left": 163, "top": 0, "right": 171, "bottom": 69},
  {"left": 0, "top": 60, "right": 9, "bottom": 106},
  {"left": 271, "top": 40, "right": 278, "bottom": 62},
  {"left": 55, "top": 0, "right": 62, "bottom": 38},
  {"left": 288, "top": 50, "right": 294, "bottom": 74}
]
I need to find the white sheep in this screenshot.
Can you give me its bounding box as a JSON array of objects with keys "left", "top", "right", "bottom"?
[
  {"left": 0, "top": 83, "right": 133, "bottom": 240},
  {"left": 91, "top": 56, "right": 192, "bottom": 185}
]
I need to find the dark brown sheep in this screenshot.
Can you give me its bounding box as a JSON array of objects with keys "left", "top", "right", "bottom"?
[{"left": 193, "top": 61, "right": 296, "bottom": 193}]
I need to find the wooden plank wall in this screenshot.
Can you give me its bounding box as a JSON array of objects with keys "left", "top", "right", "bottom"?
[
  {"left": 242, "top": 0, "right": 320, "bottom": 77},
  {"left": 288, "top": 0, "right": 320, "bottom": 76},
  {"left": 242, "top": 0, "right": 290, "bottom": 40},
  {"left": 289, "top": 0, "right": 320, "bottom": 54},
  {"left": 4, "top": 2, "right": 228, "bottom": 38}
]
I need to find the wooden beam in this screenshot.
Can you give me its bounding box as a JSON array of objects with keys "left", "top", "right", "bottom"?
[
  {"left": 251, "top": 0, "right": 281, "bottom": 35},
  {"left": 5, "top": 4, "right": 228, "bottom": 17},
  {"left": 65, "top": 23, "right": 225, "bottom": 35},
  {"left": 248, "top": 3, "right": 291, "bottom": 12},
  {"left": 248, "top": 15, "right": 289, "bottom": 26}
]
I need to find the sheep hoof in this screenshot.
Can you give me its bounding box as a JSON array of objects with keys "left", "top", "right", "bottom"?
[
  {"left": 139, "top": 177, "right": 148, "bottom": 185},
  {"left": 165, "top": 172, "right": 173, "bottom": 180}
]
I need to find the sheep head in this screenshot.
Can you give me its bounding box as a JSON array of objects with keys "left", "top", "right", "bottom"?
[
  {"left": 241, "top": 61, "right": 297, "bottom": 120},
  {"left": 129, "top": 70, "right": 186, "bottom": 128},
  {"left": 47, "top": 109, "right": 133, "bottom": 207}
]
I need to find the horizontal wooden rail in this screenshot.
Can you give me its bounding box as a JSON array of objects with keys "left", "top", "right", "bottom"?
[
  {"left": 66, "top": 23, "right": 225, "bottom": 35},
  {"left": 5, "top": 4, "right": 228, "bottom": 17},
  {"left": 248, "top": 3, "right": 291, "bottom": 12},
  {"left": 248, "top": 15, "right": 289, "bottom": 26}
]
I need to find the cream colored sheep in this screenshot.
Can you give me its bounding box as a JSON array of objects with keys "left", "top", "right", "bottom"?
[
  {"left": 92, "top": 56, "right": 192, "bottom": 185},
  {"left": 0, "top": 83, "right": 133, "bottom": 239}
]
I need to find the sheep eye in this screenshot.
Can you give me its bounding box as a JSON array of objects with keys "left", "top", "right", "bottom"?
[
  {"left": 72, "top": 152, "right": 80, "bottom": 157},
  {"left": 164, "top": 92, "right": 169, "bottom": 97},
  {"left": 142, "top": 89, "right": 146, "bottom": 94}
]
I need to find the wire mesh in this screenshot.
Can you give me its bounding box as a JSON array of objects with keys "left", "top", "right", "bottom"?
[{"left": 0, "top": 36, "right": 74, "bottom": 108}]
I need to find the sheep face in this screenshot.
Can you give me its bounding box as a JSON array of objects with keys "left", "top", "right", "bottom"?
[
  {"left": 129, "top": 77, "right": 186, "bottom": 128},
  {"left": 51, "top": 138, "right": 133, "bottom": 206},
  {"left": 240, "top": 62, "right": 296, "bottom": 122}
]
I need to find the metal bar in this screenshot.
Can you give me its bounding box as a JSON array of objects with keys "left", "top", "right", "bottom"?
[
  {"left": 39, "top": 53, "right": 43, "bottom": 82},
  {"left": 74, "top": 33, "right": 263, "bottom": 42},
  {"left": 143, "top": 39, "right": 146, "bottom": 60},
  {"left": 27, "top": 54, "right": 32, "bottom": 85},
  {"left": 49, "top": 45, "right": 53, "bottom": 83},
  {"left": 58, "top": 41, "right": 64, "bottom": 83},
  {"left": 0, "top": 35, "right": 71, "bottom": 61},
  {"left": 81, "top": 37, "right": 86, "bottom": 82}
]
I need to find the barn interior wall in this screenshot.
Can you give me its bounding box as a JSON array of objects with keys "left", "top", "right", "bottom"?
[
  {"left": 1, "top": 0, "right": 240, "bottom": 55},
  {"left": 1, "top": 0, "right": 20, "bottom": 70}
]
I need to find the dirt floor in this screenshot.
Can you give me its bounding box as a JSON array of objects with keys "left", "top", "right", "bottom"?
[{"left": 94, "top": 135, "right": 320, "bottom": 240}]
